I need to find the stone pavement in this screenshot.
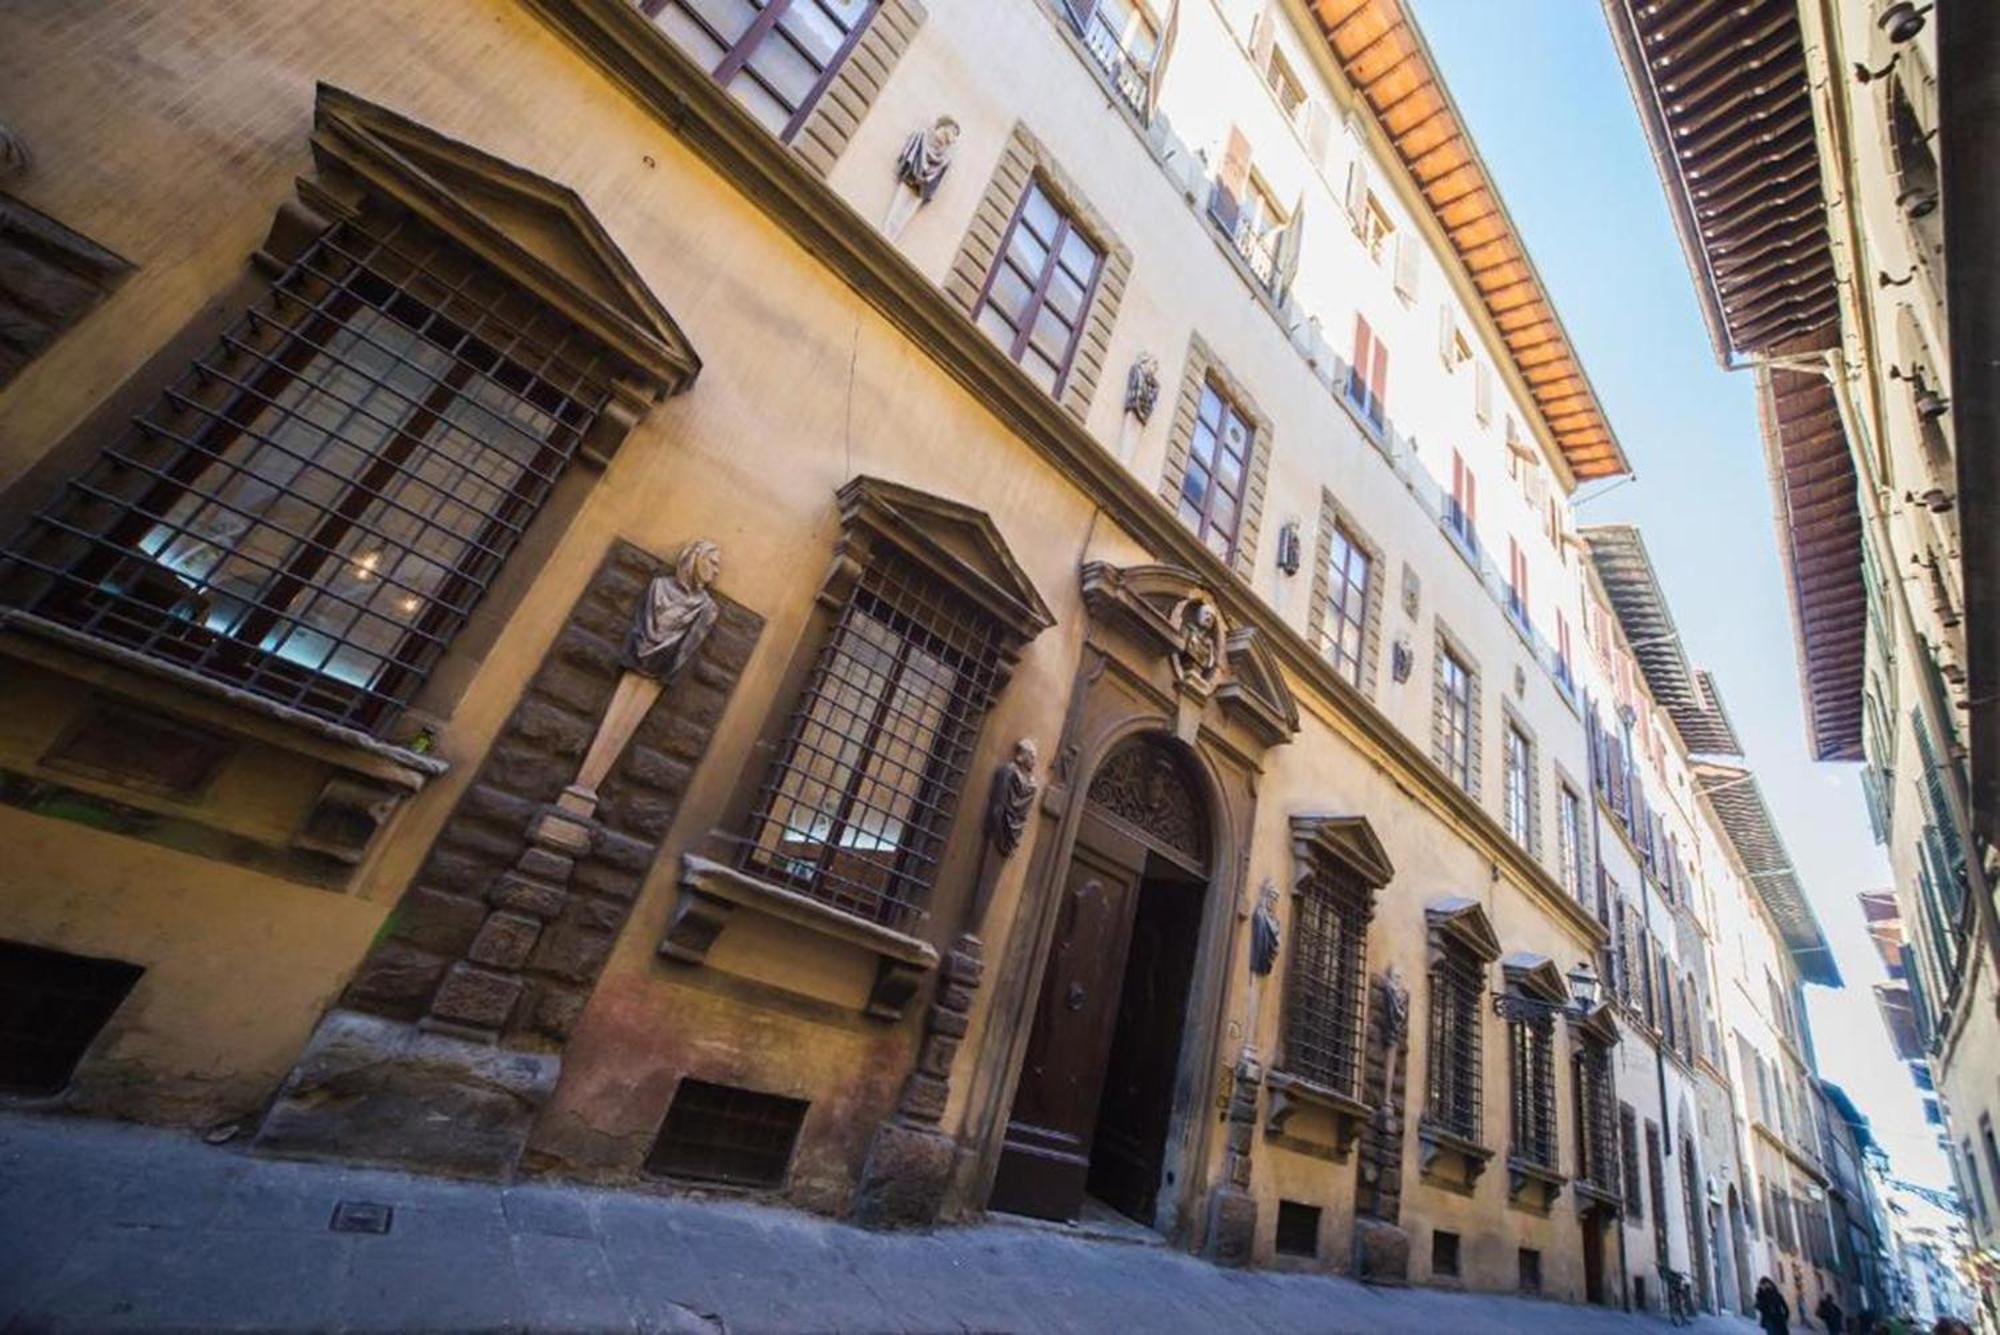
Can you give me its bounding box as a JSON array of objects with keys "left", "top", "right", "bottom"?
[{"left": 0, "top": 1111, "right": 1763, "bottom": 1334}]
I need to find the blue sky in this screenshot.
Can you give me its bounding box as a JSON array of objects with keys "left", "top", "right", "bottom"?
[{"left": 1405, "top": 0, "right": 1947, "bottom": 1186}]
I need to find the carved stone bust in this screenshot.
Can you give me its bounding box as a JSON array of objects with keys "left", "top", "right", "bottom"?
[
  {"left": 895, "top": 115, "right": 960, "bottom": 204},
  {"left": 1377, "top": 966, "right": 1411, "bottom": 1049},
  {"left": 1170, "top": 597, "right": 1227, "bottom": 695},
  {"left": 1249, "top": 879, "right": 1281, "bottom": 977},
  {"left": 1124, "top": 353, "right": 1161, "bottom": 424},
  {"left": 624, "top": 539, "right": 721, "bottom": 682},
  {"left": 986, "top": 737, "right": 1038, "bottom": 859}
]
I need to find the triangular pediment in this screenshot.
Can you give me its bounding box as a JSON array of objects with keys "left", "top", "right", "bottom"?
[
  {"left": 1425, "top": 895, "right": 1502, "bottom": 963},
  {"left": 1220, "top": 626, "right": 1301, "bottom": 748},
  {"left": 839, "top": 477, "right": 1054, "bottom": 638},
  {"left": 1290, "top": 814, "right": 1395, "bottom": 889},
  {"left": 1500, "top": 952, "right": 1568, "bottom": 1003},
  {"left": 310, "top": 84, "right": 700, "bottom": 394}
]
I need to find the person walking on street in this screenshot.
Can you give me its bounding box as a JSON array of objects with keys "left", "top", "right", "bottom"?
[
  {"left": 1757, "top": 1276, "right": 1793, "bottom": 1334},
  {"left": 1818, "top": 1292, "right": 1846, "bottom": 1334}
]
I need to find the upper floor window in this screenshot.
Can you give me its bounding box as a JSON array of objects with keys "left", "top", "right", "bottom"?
[
  {"left": 1347, "top": 314, "right": 1388, "bottom": 431},
  {"left": 1557, "top": 784, "right": 1586, "bottom": 901},
  {"left": 1502, "top": 723, "right": 1533, "bottom": 848},
  {"left": 1446, "top": 449, "right": 1478, "bottom": 553},
  {"left": 1506, "top": 536, "right": 1530, "bottom": 626},
  {"left": 1619, "top": 1102, "right": 1643, "bottom": 1220},
  {"left": 0, "top": 210, "right": 614, "bottom": 733},
  {"left": 976, "top": 181, "right": 1104, "bottom": 398},
  {"left": 1473, "top": 360, "right": 1494, "bottom": 425},
  {"left": 1208, "top": 128, "right": 1294, "bottom": 292},
  {"left": 1555, "top": 610, "right": 1575, "bottom": 693},
  {"left": 1436, "top": 643, "right": 1475, "bottom": 793},
  {"left": 1360, "top": 192, "right": 1394, "bottom": 265},
  {"left": 1507, "top": 996, "right": 1557, "bottom": 1171},
  {"left": 1262, "top": 46, "right": 1306, "bottom": 121},
  {"left": 743, "top": 547, "right": 1004, "bottom": 929},
  {"left": 639, "top": 0, "right": 879, "bottom": 142},
  {"left": 1177, "top": 380, "right": 1253, "bottom": 562},
  {"left": 1321, "top": 524, "right": 1371, "bottom": 688},
  {"left": 1067, "top": 0, "right": 1162, "bottom": 116},
  {"left": 1425, "top": 930, "right": 1486, "bottom": 1144}
]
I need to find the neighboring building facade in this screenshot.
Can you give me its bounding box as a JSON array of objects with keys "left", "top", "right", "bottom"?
[
  {"left": 0, "top": 0, "right": 1842, "bottom": 1309},
  {"left": 1861, "top": 889, "right": 1949, "bottom": 1132},
  {"left": 1606, "top": 0, "right": 2000, "bottom": 1321}
]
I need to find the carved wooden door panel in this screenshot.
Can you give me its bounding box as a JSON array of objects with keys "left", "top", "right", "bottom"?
[{"left": 988, "top": 815, "right": 1145, "bottom": 1221}]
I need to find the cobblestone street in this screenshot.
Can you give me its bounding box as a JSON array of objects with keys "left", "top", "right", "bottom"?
[{"left": 0, "top": 1113, "right": 1764, "bottom": 1334}]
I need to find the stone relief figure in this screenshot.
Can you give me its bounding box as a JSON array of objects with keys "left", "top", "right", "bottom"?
[
  {"left": 894, "top": 115, "right": 960, "bottom": 202},
  {"left": 1248, "top": 878, "right": 1282, "bottom": 977},
  {"left": 1169, "top": 596, "right": 1227, "bottom": 695},
  {"left": 986, "top": 737, "right": 1038, "bottom": 859},
  {"left": 1124, "top": 352, "right": 1161, "bottom": 424},
  {"left": 1377, "top": 966, "right": 1411, "bottom": 1049},
  {"left": 624, "top": 539, "right": 721, "bottom": 682}
]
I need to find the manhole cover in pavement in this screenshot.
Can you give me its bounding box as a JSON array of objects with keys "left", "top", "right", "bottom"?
[{"left": 330, "top": 1200, "right": 394, "bottom": 1234}]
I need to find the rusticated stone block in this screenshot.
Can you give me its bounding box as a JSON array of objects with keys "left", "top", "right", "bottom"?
[
  {"left": 516, "top": 845, "right": 575, "bottom": 883},
  {"left": 532, "top": 982, "right": 588, "bottom": 1040},
  {"left": 346, "top": 941, "right": 448, "bottom": 1010},
  {"left": 942, "top": 948, "right": 984, "bottom": 989},
  {"left": 570, "top": 860, "right": 641, "bottom": 902},
  {"left": 1208, "top": 1186, "right": 1257, "bottom": 1267},
  {"left": 468, "top": 911, "right": 542, "bottom": 970},
  {"left": 527, "top": 924, "right": 613, "bottom": 983},
  {"left": 602, "top": 790, "right": 678, "bottom": 841},
  {"left": 915, "top": 1032, "right": 959, "bottom": 1079},
  {"left": 534, "top": 661, "right": 614, "bottom": 716},
  {"left": 592, "top": 828, "right": 652, "bottom": 873},
  {"left": 572, "top": 897, "right": 628, "bottom": 933},
  {"left": 899, "top": 1071, "right": 949, "bottom": 1124},
  {"left": 621, "top": 745, "right": 692, "bottom": 796},
  {"left": 851, "top": 1120, "right": 957, "bottom": 1231},
  {"left": 513, "top": 699, "right": 593, "bottom": 757},
  {"left": 461, "top": 782, "right": 537, "bottom": 831},
  {"left": 672, "top": 682, "right": 729, "bottom": 731},
  {"left": 927, "top": 1005, "right": 970, "bottom": 1040},
  {"left": 421, "top": 849, "right": 496, "bottom": 895},
  {"left": 937, "top": 983, "right": 974, "bottom": 1014},
  {"left": 489, "top": 871, "right": 567, "bottom": 920},
  {"left": 429, "top": 963, "right": 523, "bottom": 1030},
  {"left": 483, "top": 740, "right": 568, "bottom": 803},
  {"left": 655, "top": 715, "right": 711, "bottom": 762},
  {"left": 391, "top": 888, "right": 486, "bottom": 957},
  {"left": 255, "top": 1009, "right": 557, "bottom": 1178},
  {"left": 555, "top": 625, "right": 621, "bottom": 675},
  {"left": 438, "top": 820, "right": 522, "bottom": 862},
  {"left": 1353, "top": 1218, "right": 1411, "bottom": 1285}
]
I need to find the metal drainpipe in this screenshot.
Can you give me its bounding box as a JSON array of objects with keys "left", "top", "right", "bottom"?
[{"left": 1585, "top": 688, "right": 1634, "bottom": 1312}]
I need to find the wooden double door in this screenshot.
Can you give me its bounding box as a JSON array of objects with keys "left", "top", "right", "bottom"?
[{"left": 989, "top": 803, "right": 1207, "bottom": 1227}]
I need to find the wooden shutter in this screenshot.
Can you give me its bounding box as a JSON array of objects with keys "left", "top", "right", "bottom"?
[
  {"left": 1248, "top": 3, "right": 1276, "bottom": 68},
  {"left": 1370, "top": 336, "right": 1389, "bottom": 419},
  {"left": 1273, "top": 194, "right": 1306, "bottom": 298},
  {"left": 1304, "top": 99, "right": 1333, "bottom": 166},
  {"left": 1475, "top": 360, "right": 1493, "bottom": 422},
  {"left": 1393, "top": 232, "right": 1420, "bottom": 302},
  {"left": 1351, "top": 313, "right": 1372, "bottom": 388},
  {"left": 1343, "top": 158, "right": 1369, "bottom": 233},
  {"left": 1209, "top": 125, "right": 1251, "bottom": 234},
  {"left": 1439, "top": 304, "right": 1457, "bottom": 367},
  {"left": 1145, "top": 0, "right": 1181, "bottom": 125}
]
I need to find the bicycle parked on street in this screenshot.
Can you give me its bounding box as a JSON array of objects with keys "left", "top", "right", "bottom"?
[{"left": 1661, "top": 1268, "right": 1696, "bottom": 1326}]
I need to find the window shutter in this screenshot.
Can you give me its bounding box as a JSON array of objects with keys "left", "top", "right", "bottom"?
[
  {"left": 1343, "top": 158, "right": 1369, "bottom": 234},
  {"left": 1248, "top": 3, "right": 1276, "bottom": 68},
  {"left": 1439, "top": 305, "right": 1456, "bottom": 367},
  {"left": 1209, "top": 126, "right": 1251, "bottom": 234},
  {"left": 1273, "top": 194, "right": 1306, "bottom": 298},
  {"left": 1474, "top": 360, "right": 1493, "bottom": 422},
  {"left": 1370, "top": 335, "right": 1389, "bottom": 417},
  {"left": 1393, "top": 232, "right": 1420, "bottom": 302},
  {"left": 1304, "top": 99, "right": 1333, "bottom": 166},
  {"left": 1145, "top": 0, "right": 1182, "bottom": 125}
]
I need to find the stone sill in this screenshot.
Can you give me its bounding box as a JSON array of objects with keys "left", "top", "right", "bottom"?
[
  {"left": 1265, "top": 1068, "right": 1372, "bottom": 1160},
  {"left": 1417, "top": 1120, "right": 1494, "bottom": 1192},
  {"left": 1505, "top": 1154, "right": 1567, "bottom": 1213},
  {"left": 663, "top": 853, "right": 940, "bottom": 1021},
  {"left": 1573, "top": 1179, "right": 1622, "bottom": 1216},
  {"left": 0, "top": 610, "right": 447, "bottom": 788}
]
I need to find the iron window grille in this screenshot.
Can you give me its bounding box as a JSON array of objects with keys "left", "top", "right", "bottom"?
[
  {"left": 644, "top": 1077, "right": 809, "bottom": 1189},
  {"left": 1438, "top": 648, "right": 1474, "bottom": 791},
  {"left": 637, "top": 0, "right": 879, "bottom": 143},
  {"left": 1576, "top": 1041, "right": 1620, "bottom": 1197},
  {"left": 1320, "top": 524, "right": 1371, "bottom": 688},
  {"left": 0, "top": 210, "right": 610, "bottom": 734},
  {"left": 1066, "top": 0, "right": 1160, "bottom": 117},
  {"left": 1502, "top": 724, "right": 1532, "bottom": 847},
  {"left": 1425, "top": 935, "right": 1485, "bottom": 1144},
  {"left": 974, "top": 181, "right": 1104, "bottom": 399},
  {"left": 1507, "top": 1007, "right": 1557, "bottom": 1170},
  {"left": 1281, "top": 858, "right": 1369, "bottom": 1098},
  {"left": 737, "top": 549, "right": 1002, "bottom": 932},
  {"left": 1645, "top": 1120, "right": 1668, "bottom": 1266},
  {"left": 1620, "top": 1102, "right": 1643, "bottom": 1220},
  {"left": 1175, "top": 380, "right": 1254, "bottom": 564}
]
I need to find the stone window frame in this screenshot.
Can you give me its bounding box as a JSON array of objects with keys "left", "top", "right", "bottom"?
[
  {"left": 1498, "top": 702, "right": 1540, "bottom": 858},
  {"left": 1499, "top": 955, "right": 1566, "bottom": 1210},
  {"left": 1418, "top": 896, "right": 1501, "bottom": 1190},
  {"left": 1156, "top": 333, "right": 1273, "bottom": 583},
  {"left": 0, "top": 193, "right": 133, "bottom": 391},
  {"left": 1431, "top": 620, "right": 1482, "bottom": 801},
  {"left": 673, "top": 476, "right": 1053, "bottom": 1020},
  {"left": 1619, "top": 1100, "right": 1643, "bottom": 1221},
  {"left": 1553, "top": 765, "right": 1589, "bottom": 904},
  {"left": 1305, "top": 487, "right": 1385, "bottom": 698},
  {"left": 945, "top": 123, "right": 1131, "bottom": 423}
]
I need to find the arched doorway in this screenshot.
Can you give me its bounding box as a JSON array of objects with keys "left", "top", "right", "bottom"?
[
  {"left": 1681, "top": 1137, "right": 1711, "bottom": 1310},
  {"left": 1727, "top": 1184, "right": 1753, "bottom": 1313},
  {"left": 989, "top": 734, "right": 1212, "bottom": 1227}
]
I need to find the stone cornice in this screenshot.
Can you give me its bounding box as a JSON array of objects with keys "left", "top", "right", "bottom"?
[{"left": 521, "top": 0, "right": 1603, "bottom": 950}]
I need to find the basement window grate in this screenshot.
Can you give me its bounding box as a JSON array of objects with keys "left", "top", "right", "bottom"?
[
  {"left": 644, "top": 1078, "right": 808, "bottom": 1190},
  {"left": 1518, "top": 1247, "right": 1542, "bottom": 1295},
  {"left": 0, "top": 940, "right": 142, "bottom": 1096},
  {"left": 1431, "top": 1228, "right": 1460, "bottom": 1278},
  {"left": 1274, "top": 1199, "right": 1320, "bottom": 1258}
]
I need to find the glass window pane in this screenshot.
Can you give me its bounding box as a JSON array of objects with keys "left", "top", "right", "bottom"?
[
  {"left": 743, "top": 29, "right": 821, "bottom": 111},
  {"left": 1006, "top": 220, "right": 1049, "bottom": 277},
  {"left": 1197, "top": 383, "right": 1226, "bottom": 431},
  {"left": 1044, "top": 267, "right": 1087, "bottom": 324},
  {"left": 777, "top": 0, "right": 848, "bottom": 64},
  {"left": 1021, "top": 186, "right": 1061, "bottom": 244},
  {"left": 1188, "top": 419, "right": 1219, "bottom": 469},
  {"left": 1058, "top": 228, "right": 1100, "bottom": 284}
]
